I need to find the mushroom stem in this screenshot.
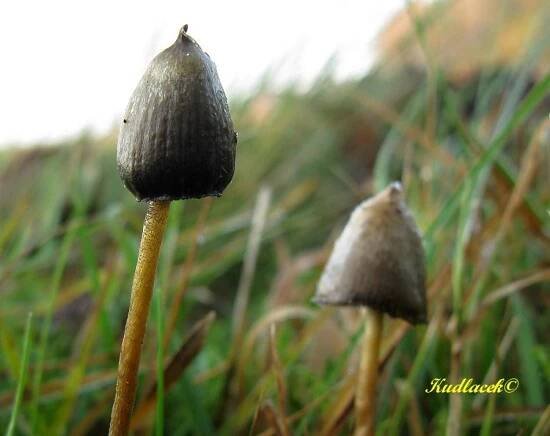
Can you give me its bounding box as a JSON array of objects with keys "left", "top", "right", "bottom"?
[
  {"left": 354, "top": 307, "right": 384, "bottom": 436},
  {"left": 109, "top": 200, "right": 170, "bottom": 436}
]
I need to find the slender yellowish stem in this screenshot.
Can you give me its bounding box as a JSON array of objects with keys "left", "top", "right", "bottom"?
[
  {"left": 109, "top": 200, "right": 170, "bottom": 436},
  {"left": 355, "top": 307, "right": 384, "bottom": 436}
]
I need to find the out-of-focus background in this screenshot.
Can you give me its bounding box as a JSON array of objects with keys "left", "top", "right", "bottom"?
[
  {"left": 0, "top": 0, "right": 549, "bottom": 435},
  {"left": 0, "top": 0, "right": 405, "bottom": 146}
]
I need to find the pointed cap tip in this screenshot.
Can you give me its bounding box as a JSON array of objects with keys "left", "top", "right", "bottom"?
[
  {"left": 179, "top": 24, "right": 189, "bottom": 36},
  {"left": 389, "top": 181, "right": 402, "bottom": 194},
  {"left": 178, "top": 23, "right": 199, "bottom": 46},
  {"left": 381, "top": 180, "right": 403, "bottom": 202}
]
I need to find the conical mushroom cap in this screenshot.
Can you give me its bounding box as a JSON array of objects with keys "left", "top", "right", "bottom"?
[
  {"left": 313, "top": 182, "right": 427, "bottom": 324},
  {"left": 117, "top": 25, "right": 237, "bottom": 201}
]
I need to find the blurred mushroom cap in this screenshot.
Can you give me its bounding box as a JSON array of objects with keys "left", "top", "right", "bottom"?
[
  {"left": 313, "top": 182, "right": 427, "bottom": 324},
  {"left": 117, "top": 25, "right": 237, "bottom": 201}
]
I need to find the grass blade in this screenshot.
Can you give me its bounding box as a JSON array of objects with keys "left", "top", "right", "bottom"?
[
  {"left": 29, "top": 223, "right": 77, "bottom": 433},
  {"left": 511, "top": 295, "right": 544, "bottom": 406},
  {"left": 425, "top": 74, "right": 550, "bottom": 246},
  {"left": 6, "top": 312, "right": 33, "bottom": 436},
  {"left": 155, "top": 287, "right": 165, "bottom": 436},
  {"left": 130, "top": 312, "right": 216, "bottom": 430}
]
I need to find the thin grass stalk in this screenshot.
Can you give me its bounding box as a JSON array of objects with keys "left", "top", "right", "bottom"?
[
  {"left": 532, "top": 406, "right": 550, "bottom": 436},
  {"left": 30, "top": 223, "right": 77, "bottom": 433},
  {"left": 51, "top": 267, "right": 112, "bottom": 433},
  {"left": 232, "top": 186, "right": 272, "bottom": 343},
  {"left": 154, "top": 288, "right": 165, "bottom": 436},
  {"left": 466, "top": 121, "right": 544, "bottom": 316},
  {"left": 388, "top": 305, "right": 442, "bottom": 436},
  {"left": 268, "top": 324, "right": 289, "bottom": 436},
  {"left": 405, "top": 0, "right": 439, "bottom": 147},
  {"left": 478, "top": 318, "right": 519, "bottom": 436},
  {"left": 163, "top": 197, "right": 212, "bottom": 350},
  {"left": 130, "top": 312, "right": 215, "bottom": 430},
  {"left": 0, "top": 315, "right": 20, "bottom": 386},
  {"left": 446, "top": 339, "right": 463, "bottom": 436},
  {"left": 6, "top": 313, "right": 33, "bottom": 436},
  {"left": 424, "top": 75, "right": 550, "bottom": 244},
  {"left": 226, "top": 186, "right": 271, "bottom": 403}
]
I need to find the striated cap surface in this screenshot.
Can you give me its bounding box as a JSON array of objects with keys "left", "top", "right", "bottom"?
[
  {"left": 117, "top": 25, "right": 237, "bottom": 201},
  {"left": 313, "top": 182, "right": 427, "bottom": 324}
]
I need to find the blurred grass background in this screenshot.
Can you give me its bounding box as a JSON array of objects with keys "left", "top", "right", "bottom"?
[{"left": 0, "top": 0, "right": 549, "bottom": 434}]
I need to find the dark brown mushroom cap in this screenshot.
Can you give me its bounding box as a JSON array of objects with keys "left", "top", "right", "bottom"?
[
  {"left": 117, "top": 25, "right": 237, "bottom": 201},
  {"left": 313, "top": 182, "right": 427, "bottom": 324}
]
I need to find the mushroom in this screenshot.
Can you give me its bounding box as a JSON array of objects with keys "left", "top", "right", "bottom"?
[
  {"left": 110, "top": 25, "right": 236, "bottom": 436},
  {"left": 313, "top": 182, "right": 426, "bottom": 436}
]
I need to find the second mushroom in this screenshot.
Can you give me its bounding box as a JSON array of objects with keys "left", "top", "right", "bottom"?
[{"left": 313, "top": 182, "right": 427, "bottom": 436}]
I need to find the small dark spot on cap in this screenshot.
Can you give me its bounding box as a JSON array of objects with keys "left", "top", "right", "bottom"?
[
  {"left": 123, "top": 119, "right": 127, "bottom": 124},
  {"left": 183, "top": 24, "right": 189, "bottom": 33}
]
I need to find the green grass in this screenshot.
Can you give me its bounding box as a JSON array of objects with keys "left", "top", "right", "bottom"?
[
  {"left": 0, "top": 5, "right": 549, "bottom": 435},
  {"left": 5, "top": 313, "right": 33, "bottom": 436}
]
